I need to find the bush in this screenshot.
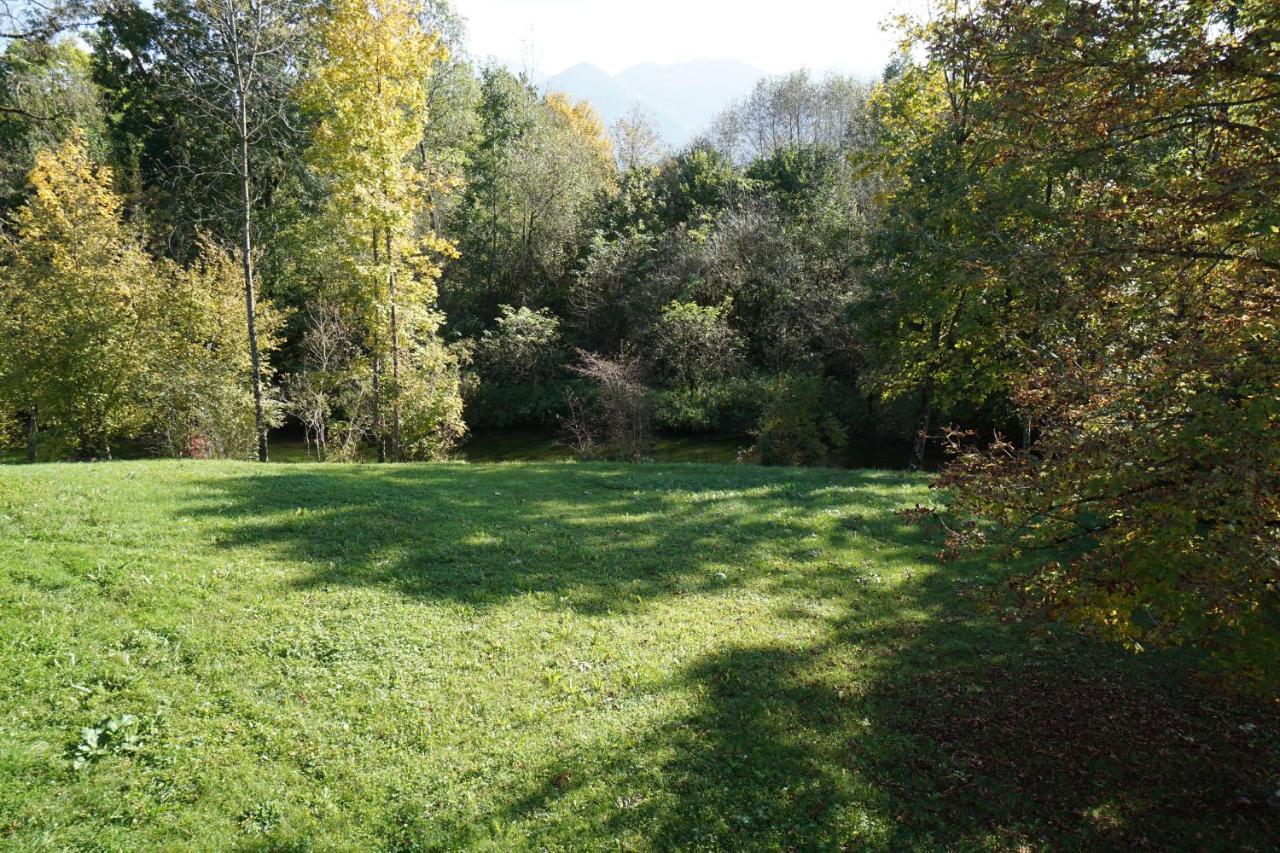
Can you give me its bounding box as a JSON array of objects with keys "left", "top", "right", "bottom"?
[
  {"left": 147, "top": 242, "right": 285, "bottom": 460},
  {"left": 756, "top": 373, "right": 847, "bottom": 467},
  {"left": 652, "top": 376, "right": 770, "bottom": 434},
  {"left": 465, "top": 379, "right": 592, "bottom": 430},
  {"left": 149, "top": 373, "right": 277, "bottom": 460},
  {"left": 650, "top": 299, "right": 745, "bottom": 388},
  {"left": 473, "top": 305, "right": 565, "bottom": 385},
  {"left": 396, "top": 334, "right": 468, "bottom": 461},
  {"left": 564, "top": 350, "right": 653, "bottom": 461}
]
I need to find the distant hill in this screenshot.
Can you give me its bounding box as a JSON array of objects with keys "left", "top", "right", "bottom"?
[{"left": 543, "top": 59, "right": 766, "bottom": 150}]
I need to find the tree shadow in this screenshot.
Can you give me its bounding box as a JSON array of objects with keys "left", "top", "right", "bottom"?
[
  {"left": 181, "top": 462, "right": 922, "bottom": 615},
  {"left": 446, "top": 565, "right": 1278, "bottom": 849},
  {"left": 182, "top": 463, "right": 1278, "bottom": 849}
]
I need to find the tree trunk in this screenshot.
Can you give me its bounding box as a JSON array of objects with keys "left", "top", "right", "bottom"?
[
  {"left": 25, "top": 407, "right": 37, "bottom": 463},
  {"left": 372, "top": 354, "right": 385, "bottom": 463},
  {"left": 387, "top": 230, "right": 400, "bottom": 462},
  {"left": 910, "top": 376, "right": 935, "bottom": 471},
  {"left": 236, "top": 86, "right": 269, "bottom": 463},
  {"left": 371, "top": 227, "right": 386, "bottom": 463}
]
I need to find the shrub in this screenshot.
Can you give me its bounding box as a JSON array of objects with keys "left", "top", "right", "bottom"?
[
  {"left": 396, "top": 334, "right": 468, "bottom": 461},
  {"left": 565, "top": 349, "right": 653, "bottom": 461},
  {"left": 650, "top": 299, "right": 745, "bottom": 388},
  {"left": 146, "top": 242, "right": 284, "bottom": 460},
  {"left": 282, "top": 303, "right": 365, "bottom": 462},
  {"left": 282, "top": 303, "right": 466, "bottom": 462},
  {"left": 473, "top": 305, "right": 565, "bottom": 385},
  {"left": 466, "top": 379, "right": 591, "bottom": 430},
  {"left": 652, "top": 376, "right": 770, "bottom": 434},
  {"left": 756, "top": 373, "right": 846, "bottom": 467}
]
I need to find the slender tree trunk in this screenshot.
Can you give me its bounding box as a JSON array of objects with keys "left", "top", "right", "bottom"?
[
  {"left": 25, "top": 407, "right": 38, "bottom": 463},
  {"left": 386, "top": 230, "right": 401, "bottom": 462},
  {"left": 372, "top": 355, "right": 385, "bottom": 462},
  {"left": 488, "top": 191, "right": 498, "bottom": 298},
  {"left": 236, "top": 85, "right": 269, "bottom": 463},
  {"left": 371, "top": 227, "right": 386, "bottom": 463},
  {"left": 1022, "top": 414, "right": 1033, "bottom": 451},
  {"left": 910, "top": 376, "right": 935, "bottom": 471}
]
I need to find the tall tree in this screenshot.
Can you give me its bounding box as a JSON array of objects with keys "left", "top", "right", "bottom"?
[
  {"left": 444, "top": 69, "right": 617, "bottom": 326},
  {"left": 881, "top": 0, "right": 1280, "bottom": 689},
  {"left": 155, "top": 0, "right": 303, "bottom": 461},
  {"left": 303, "top": 0, "right": 460, "bottom": 462}
]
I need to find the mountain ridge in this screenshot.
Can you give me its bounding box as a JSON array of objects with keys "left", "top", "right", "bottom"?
[{"left": 543, "top": 58, "right": 767, "bottom": 149}]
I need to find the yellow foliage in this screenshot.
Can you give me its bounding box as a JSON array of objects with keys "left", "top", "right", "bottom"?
[
  {"left": 303, "top": 0, "right": 453, "bottom": 311},
  {"left": 0, "top": 133, "right": 282, "bottom": 458},
  {"left": 546, "top": 91, "right": 616, "bottom": 177},
  {"left": 300, "top": 0, "right": 464, "bottom": 460},
  {"left": 0, "top": 131, "right": 162, "bottom": 455}
]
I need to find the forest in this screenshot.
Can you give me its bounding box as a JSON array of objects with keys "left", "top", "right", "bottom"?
[{"left": 0, "top": 0, "right": 1277, "bottom": 780}]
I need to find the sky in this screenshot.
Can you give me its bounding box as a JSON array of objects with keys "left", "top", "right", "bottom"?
[{"left": 453, "top": 0, "right": 915, "bottom": 79}]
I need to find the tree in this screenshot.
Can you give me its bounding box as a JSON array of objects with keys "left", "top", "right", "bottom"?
[
  {"left": 153, "top": 0, "right": 304, "bottom": 461},
  {"left": 855, "top": 14, "right": 1031, "bottom": 470},
  {"left": 698, "top": 202, "right": 860, "bottom": 375},
  {"left": 545, "top": 91, "right": 615, "bottom": 179},
  {"left": 610, "top": 103, "right": 665, "bottom": 172},
  {"left": 652, "top": 143, "right": 747, "bottom": 230},
  {"left": 303, "top": 0, "right": 463, "bottom": 461},
  {"left": 444, "top": 69, "right": 619, "bottom": 327},
  {"left": 0, "top": 39, "right": 105, "bottom": 212},
  {"left": 408, "top": 0, "right": 477, "bottom": 237},
  {"left": 712, "top": 70, "right": 873, "bottom": 164},
  {"left": 883, "top": 0, "right": 1280, "bottom": 690},
  {"left": 1, "top": 0, "right": 88, "bottom": 45},
  {"left": 283, "top": 302, "right": 370, "bottom": 462},
  {"left": 0, "top": 132, "right": 162, "bottom": 458}
]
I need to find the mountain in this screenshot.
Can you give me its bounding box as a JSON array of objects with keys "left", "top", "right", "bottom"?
[
  {"left": 617, "top": 59, "right": 764, "bottom": 140},
  {"left": 543, "top": 59, "right": 766, "bottom": 150}
]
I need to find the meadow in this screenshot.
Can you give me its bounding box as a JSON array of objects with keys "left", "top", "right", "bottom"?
[{"left": 1, "top": 461, "right": 1275, "bottom": 850}]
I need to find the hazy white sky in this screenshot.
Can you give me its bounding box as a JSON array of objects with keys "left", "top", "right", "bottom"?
[{"left": 454, "top": 0, "right": 915, "bottom": 77}]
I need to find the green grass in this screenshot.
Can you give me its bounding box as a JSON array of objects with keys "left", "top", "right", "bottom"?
[
  {"left": 458, "top": 431, "right": 750, "bottom": 465},
  {"left": 7, "top": 430, "right": 750, "bottom": 466},
  {"left": 0, "top": 461, "right": 1274, "bottom": 850}
]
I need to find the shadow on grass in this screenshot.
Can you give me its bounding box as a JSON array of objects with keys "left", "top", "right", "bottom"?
[
  {"left": 183, "top": 463, "right": 922, "bottom": 615},
  {"left": 473, "top": 584, "right": 1280, "bottom": 845},
  {"left": 479, "top": 574, "right": 1278, "bottom": 850},
  {"left": 185, "top": 463, "right": 1278, "bottom": 849}
]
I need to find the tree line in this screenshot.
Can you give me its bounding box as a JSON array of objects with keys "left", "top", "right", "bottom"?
[{"left": 1, "top": 0, "right": 1276, "bottom": 690}]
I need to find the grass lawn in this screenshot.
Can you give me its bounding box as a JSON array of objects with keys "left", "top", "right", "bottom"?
[{"left": 0, "top": 461, "right": 1275, "bottom": 850}]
